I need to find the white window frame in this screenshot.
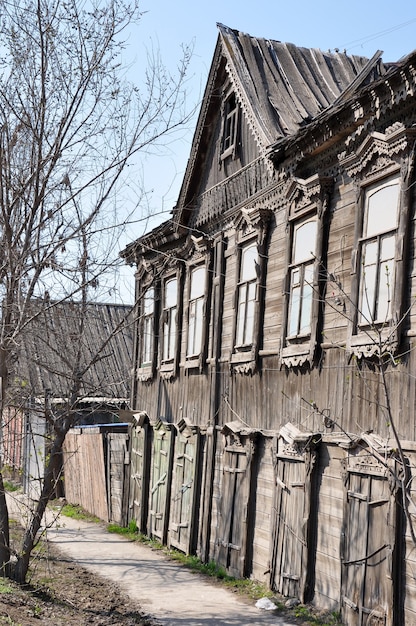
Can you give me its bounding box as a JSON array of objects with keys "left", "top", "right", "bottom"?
[
  {"left": 357, "top": 177, "right": 400, "bottom": 327},
  {"left": 162, "top": 276, "right": 178, "bottom": 363},
  {"left": 187, "top": 266, "right": 206, "bottom": 358},
  {"left": 141, "top": 286, "right": 154, "bottom": 367},
  {"left": 235, "top": 242, "right": 258, "bottom": 349},
  {"left": 287, "top": 218, "right": 318, "bottom": 340}
]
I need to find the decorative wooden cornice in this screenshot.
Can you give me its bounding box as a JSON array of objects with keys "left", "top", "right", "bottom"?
[
  {"left": 285, "top": 174, "right": 334, "bottom": 218},
  {"left": 339, "top": 123, "right": 416, "bottom": 179}
]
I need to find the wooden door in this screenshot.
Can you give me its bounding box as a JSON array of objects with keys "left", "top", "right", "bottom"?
[
  {"left": 168, "top": 419, "right": 201, "bottom": 554},
  {"left": 107, "top": 433, "right": 129, "bottom": 526},
  {"left": 341, "top": 449, "right": 397, "bottom": 625},
  {"left": 270, "top": 425, "right": 317, "bottom": 602},
  {"left": 148, "top": 418, "right": 174, "bottom": 543},
  {"left": 128, "top": 413, "right": 151, "bottom": 533},
  {"left": 214, "top": 422, "right": 257, "bottom": 578}
]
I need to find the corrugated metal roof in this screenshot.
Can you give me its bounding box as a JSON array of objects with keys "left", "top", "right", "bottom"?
[{"left": 10, "top": 301, "right": 133, "bottom": 401}]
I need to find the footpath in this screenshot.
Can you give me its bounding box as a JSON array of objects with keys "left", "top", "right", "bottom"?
[{"left": 7, "top": 494, "right": 299, "bottom": 626}]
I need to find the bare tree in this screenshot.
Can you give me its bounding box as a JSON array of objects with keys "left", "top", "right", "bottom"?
[{"left": 0, "top": 0, "right": 193, "bottom": 581}]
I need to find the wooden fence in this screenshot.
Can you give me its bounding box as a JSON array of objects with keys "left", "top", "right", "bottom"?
[{"left": 63, "top": 419, "right": 416, "bottom": 625}]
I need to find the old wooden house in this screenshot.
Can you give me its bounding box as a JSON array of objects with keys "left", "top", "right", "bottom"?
[
  {"left": 122, "top": 24, "right": 416, "bottom": 624},
  {"left": 1, "top": 300, "right": 133, "bottom": 503}
]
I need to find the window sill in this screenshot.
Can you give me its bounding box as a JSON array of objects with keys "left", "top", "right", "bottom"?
[
  {"left": 220, "top": 145, "right": 235, "bottom": 161},
  {"left": 160, "top": 360, "right": 176, "bottom": 380},
  {"left": 350, "top": 325, "right": 398, "bottom": 357},
  {"left": 136, "top": 366, "right": 154, "bottom": 382},
  {"left": 281, "top": 341, "right": 312, "bottom": 367},
  {"left": 183, "top": 356, "right": 203, "bottom": 371},
  {"left": 230, "top": 348, "right": 256, "bottom": 374}
]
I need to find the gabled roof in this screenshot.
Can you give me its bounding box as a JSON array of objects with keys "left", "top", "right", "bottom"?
[
  {"left": 10, "top": 301, "right": 133, "bottom": 402},
  {"left": 173, "top": 24, "right": 383, "bottom": 225},
  {"left": 122, "top": 25, "right": 389, "bottom": 259},
  {"left": 216, "top": 24, "right": 381, "bottom": 146}
]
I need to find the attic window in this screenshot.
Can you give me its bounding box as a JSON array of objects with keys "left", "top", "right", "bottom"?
[{"left": 221, "top": 92, "right": 239, "bottom": 159}]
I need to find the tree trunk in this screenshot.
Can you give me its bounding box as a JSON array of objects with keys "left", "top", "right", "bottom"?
[
  {"left": 12, "top": 428, "right": 66, "bottom": 583},
  {"left": 0, "top": 473, "right": 10, "bottom": 577}
]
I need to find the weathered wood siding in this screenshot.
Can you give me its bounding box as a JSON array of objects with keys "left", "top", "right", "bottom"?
[
  {"left": 107, "top": 433, "right": 129, "bottom": 526},
  {"left": 128, "top": 416, "right": 151, "bottom": 533},
  {"left": 313, "top": 442, "right": 345, "bottom": 611},
  {"left": 63, "top": 430, "right": 108, "bottom": 521}
]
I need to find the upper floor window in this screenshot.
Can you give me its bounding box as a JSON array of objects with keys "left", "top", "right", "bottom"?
[
  {"left": 358, "top": 178, "right": 400, "bottom": 326},
  {"left": 281, "top": 174, "right": 333, "bottom": 367},
  {"left": 141, "top": 287, "right": 154, "bottom": 367},
  {"left": 162, "top": 277, "right": 178, "bottom": 362},
  {"left": 221, "top": 92, "right": 239, "bottom": 160},
  {"left": 287, "top": 219, "right": 317, "bottom": 339},
  {"left": 187, "top": 266, "right": 205, "bottom": 357},
  {"left": 235, "top": 243, "right": 258, "bottom": 348}
]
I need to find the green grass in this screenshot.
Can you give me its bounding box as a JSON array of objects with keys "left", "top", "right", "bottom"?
[
  {"left": 293, "top": 605, "right": 343, "bottom": 625},
  {"left": 59, "top": 503, "right": 100, "bottom": 523},
  {"left": 3, "top": 481, "right": 21, "bottom": 493},
  {"left": 0, "top": 579, "right": 13, "bottom": 594}
]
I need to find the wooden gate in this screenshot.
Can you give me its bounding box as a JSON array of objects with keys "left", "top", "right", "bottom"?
[
  {"left": 269, "top": 423, "right": 317, "bottom": 602},
  {"left": 148, "top": 418, "right": 175, "bottom": 543},
  {"left": 128, "top": 412, "right": 151, "bottom": 533},
  {"left": 340, "top": 438, "right": 398, "bottom": 626},
  {"left": 107, "top": 432, "right": 129, "bottom": 525},
  {"left": 214, "top": 421, "right": 257, "bottom": 578},
  {"left": 168, "top": 419, "right": 201, "bottom": 554}
]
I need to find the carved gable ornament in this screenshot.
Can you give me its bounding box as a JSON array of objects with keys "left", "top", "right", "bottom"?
[
  {"left": 339, "top": 122, "right": 416, "bottom": 180},
  {"left": 285, "top": 174, "right": 333, "bottom": 219},
  {"left": 234, "top": 205, "right": 272, "bottom": 243}
]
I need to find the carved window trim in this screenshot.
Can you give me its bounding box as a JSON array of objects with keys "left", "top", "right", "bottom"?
[
  {"left": 341, "top": 124, "right": 416, "bottom": 357},
  {"left": 160, "top": 268, "right": 183, "bottom": 379},
  {"left": 230, "top": 206, "right": 271, "bottom": 373},
  {"left": 281, "top": 175, "right": 332, "bottom": 368},
  {"left": 135, "top": 277, "right": 159, "bottom": 382},
  {"left": 184, "top": 262, "right": 210, "bottom": 371}
]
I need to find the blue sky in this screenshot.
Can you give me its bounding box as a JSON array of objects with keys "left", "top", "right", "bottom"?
[
  {"left": 116, "top": 1, "right": 416, "bottom": 299},
  {"left": 129, "top": 1, "right": 416, "bottom": 228}
]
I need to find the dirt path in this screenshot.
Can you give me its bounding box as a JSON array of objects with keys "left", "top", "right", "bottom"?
[{"left": 7, "top": 494, "right": 300, "bottom": 626}]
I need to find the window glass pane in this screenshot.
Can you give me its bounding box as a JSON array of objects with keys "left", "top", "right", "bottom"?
[
  {"left": 142, "top": 287, "right": 154, "bottom": 365},
  {"left": 366, "top": 181, "right": 399, "bottom": 237},
  {"left": 165, "top": 278, "right": 177, "bottom": 308},
  {"left": 241, "top": 244, "right": 257, "bottom": 281},
  {"left": 362, "top": 239, "right": 378, "bottom": 267},
  {"left": 190, "top": 267, "right": 205, "bottom": 300},
  {"left": 288, "top": 282, "right": 301, "bottom": 337},
  {"left": 293, "top": 220, "right": 317, "bottom": 264},
  {"left": 193, "top": 298, "right": 204, "bottom": 354},
  {"left": 360, "top": 251, "right": 377, "bottom": 323},
  {"left": 163, "top": 278, "right": 177, "bottom": 361},
  {"left": 143, "top": 287, "right": 154, "bottom": 315},
  {"left": 380, "top": 234, "right": 395, "bottom": 263},
  {"left": 299, "top": 276, "right": 313, "bottom": 334},
  {"left": 236, "top": 287, "right": 246, "bottom": 345},
  {"left": 377, "top": 258, "right": 395, "bottom": 322}
]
